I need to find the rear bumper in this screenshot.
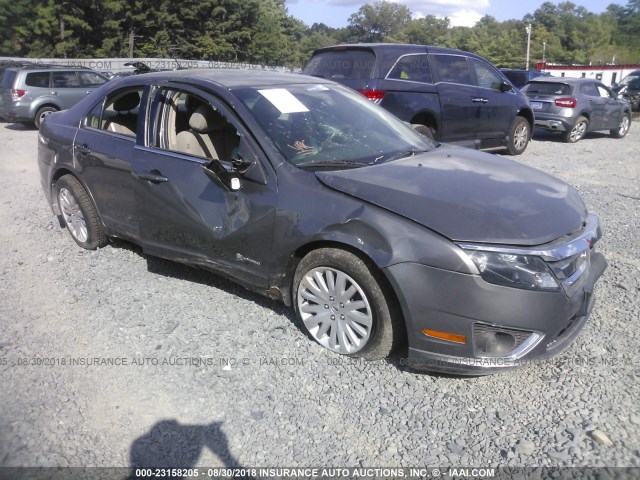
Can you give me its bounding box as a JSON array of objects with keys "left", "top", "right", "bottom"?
[
  {"left": 533, "top": 117, "right": 572, "bottom": 132},
  {"left": 0, "top": 105, "right": 33, "bottom": 123},
  {"left": 384, "top": 249, "right": 607, "bottom": 375}
]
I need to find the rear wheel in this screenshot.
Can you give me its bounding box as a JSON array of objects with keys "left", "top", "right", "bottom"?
[
  {"left": 506, "top": 116, "right": 530, "bottom": 155},
  {"left": 293, "top": 248, "right": 403, "bottom": 360},
  {"left": 611, "top": 113, "right": 631, "bottom": 139},
  {"left": 411, "top": 124, "right": 434, "bottom": 140},
  {"left": 55, "top": 175, "right": 107, "bottom": 250},
  {"left": 564, "top": 116, "right": 588, "bottom": 143},
  {"left": 35, "top": 106, "right": 58, "bottom": 129}
]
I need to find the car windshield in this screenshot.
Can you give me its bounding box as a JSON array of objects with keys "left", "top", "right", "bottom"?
[
  {"left": 234, "top": 84, "right": 434, "bottom": 168},
  {"left": 522, "top": 82, "right": 571, "bottom": 95}
]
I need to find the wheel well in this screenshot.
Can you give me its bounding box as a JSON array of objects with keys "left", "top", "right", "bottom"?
[
  {"left": 36, "top": 103, "right": 59, "bottom": 114},
  {"left": 282, "top": 241, "right": 405, "bottom": 332},
  {"left": 410, "top": 112, "right": 438, "bottom": 135},
  {"left": 51, "top": 167, "right": 75, "bottom": 188},
  {"left": 517, "top": 109, "right": 534, "bottom": 128}
]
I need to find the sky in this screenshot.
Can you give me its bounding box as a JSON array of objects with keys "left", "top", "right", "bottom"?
[{"left": 285, "top": 0, "right": 618, "bottom": 28}]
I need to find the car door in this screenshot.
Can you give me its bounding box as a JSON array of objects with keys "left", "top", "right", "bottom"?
[
  {"left": 579, "top": 82, "right": 606, "bottom": 130},
  {"left": 596, "top": 84, "right": 624, "bottom": 129},
  {"left": 51, "top": 71, "right": 89, "bottom": 109},
  {"left": 430, "top": 54, "right": 479, "bottom": 144},
  {"left": 131, "top": 85, "right": 277, "bottom": 288},
  {"left": 73, "top": 86, "right": 145, "bottom": 239},
  {"left": 469, "top": 58, "right": 515, "bottom": 146}
]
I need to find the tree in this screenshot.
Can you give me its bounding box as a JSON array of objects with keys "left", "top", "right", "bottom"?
[{"left": 348, "top": 1, "right": 412, "bottom": 42}]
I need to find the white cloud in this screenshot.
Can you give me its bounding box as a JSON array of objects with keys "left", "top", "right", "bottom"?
[{"left": 447, "top": 8, "right": 485, "bottom": 27}]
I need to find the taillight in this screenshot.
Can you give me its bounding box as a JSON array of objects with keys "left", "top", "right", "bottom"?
[
  {"left": 357, "top": 89, "right": 385, "bottom": 104},
  {"left": 11, "top": 89, "right": 27, "bottom": 102},
  {"left": 555, "top": 97, "right": 576, "bottom": 108}
]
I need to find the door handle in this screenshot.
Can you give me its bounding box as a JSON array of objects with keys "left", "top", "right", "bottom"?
[
  {"left": 85, "top": 91, "right": 93, "bottom": 94},
  {"left": 76, "top": 144, "right": 91, "bottom": 155},
  {"left": 51, "top": 91, "right": 59, "bottom": 95},
  {"left": 471, "top": 97, "right": 484, "bottom": 103},
  {"left": 132, "top": 170, "right": 168, "bottom": 184}
]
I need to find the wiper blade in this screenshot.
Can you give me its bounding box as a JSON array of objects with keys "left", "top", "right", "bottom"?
[
  {"left": 295, "top": 160, "right": 365, "bottom": 169},
  {"left": 373, "top": 149, "right": 429, "bottom": 164}
]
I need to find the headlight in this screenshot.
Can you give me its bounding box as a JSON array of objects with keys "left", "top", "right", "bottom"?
[{"left": 464, "top": 250, "right": 560, "bottom": 291}]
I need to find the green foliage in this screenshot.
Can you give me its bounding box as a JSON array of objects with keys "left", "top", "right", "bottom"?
[{"left": 0, "top": 0, "right": 638, "bottom": 67}]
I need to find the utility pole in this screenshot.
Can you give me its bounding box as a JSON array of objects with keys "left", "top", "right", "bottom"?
[
  {"left": 525, "top": 24, "right": 532, "bottom": 70},
  {"left": 543, "top": 41, "right": 546, "bottom": 66},
  {"left": 129, "top": 29, "right": 135, "bottom": 58}
]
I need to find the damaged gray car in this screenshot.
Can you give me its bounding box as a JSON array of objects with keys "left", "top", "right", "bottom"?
[{"left": 38, "top": 70, "right": 606, "bottom": 374}]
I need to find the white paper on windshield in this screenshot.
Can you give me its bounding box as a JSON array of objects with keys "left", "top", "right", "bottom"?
[{"left": 258, "top": 88, "right": 309, "bottom": 114}]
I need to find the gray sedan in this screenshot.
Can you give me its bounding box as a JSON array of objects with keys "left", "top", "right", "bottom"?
[{"left": 523, "top": 77, "right": 632, "bottom": 143}]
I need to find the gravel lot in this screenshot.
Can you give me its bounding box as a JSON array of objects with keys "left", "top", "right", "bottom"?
[{"left": 0, "top": 120, "right": 638, "bottom": 471}]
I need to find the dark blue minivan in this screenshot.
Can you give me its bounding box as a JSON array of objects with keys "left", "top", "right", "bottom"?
[{"left": 304, "top": 44, "right": 534, "bottom": 155}]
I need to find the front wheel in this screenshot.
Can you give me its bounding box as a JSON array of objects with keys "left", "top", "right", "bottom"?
[
  {"left": 564, "top": 116, "right": 589, "bottom": 143},
  {"left": 506, "top": 116, "right": 530, "bottom": 155},
  {"left": 55, "top": 175, "right": 107, "bottom": 250},
  {"left": 293, "top": 248, "right": 403, "bottom": 360},
  {"left": 611, "top": 113, "right": 631, "bottom": 139}
]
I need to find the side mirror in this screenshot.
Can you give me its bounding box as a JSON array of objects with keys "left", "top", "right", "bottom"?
[
  {"left": 232, "top": 137, "right": 268, "bottom": 185},
  {"left": 498, "top": 81, "right": 513, "bottom": 92},
  {"left": 202, "top": 159, "right": 240, "bottom": 191}
]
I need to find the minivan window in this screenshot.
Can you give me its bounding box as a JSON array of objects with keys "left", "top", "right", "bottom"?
[
  {"left": 25, "top": 72, "right": 50, "bottom": 88},
  {"left": 0, "top": 70, "right": 17, "bottom": 89},
  {"left": 470, "top": 59, "right": 503, "bottom": 89},
  {"left": 387, "top": 54, "right": 432, "bottom": 84},
  {"left": 580, "top": 82, "right": 599, "bottom": 97},
  {"left": 303, "top": 50, "right": 376, "bottom": 81},
  {"left": 522, "top": 82, "right": 571, "bottom": 96},
  {"left": 431, "top": 55, "right": 472, "bottom": 85}
]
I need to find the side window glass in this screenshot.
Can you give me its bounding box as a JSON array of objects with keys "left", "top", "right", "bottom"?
[
  {"left": 432, "top": 55, "right": 472, "bottom": 85},
  {"left": 387, "top": 55, "right": 432, "bottom": 84},
  {"left": 580, "top": 83, "right": 599, "bottom": 97},
  {"left": 51, "top": 71, "right": 80, "bottom": 88},
  {"left": 87, "top": 88, "right": 144, "bottom": 137},
  {"left": 25, "top": 72, "right": 50, "bottom": 88},
  {"left": 80, "top": 72, "right": 107, "bottom": 87},
  {"left": 150, "top": 88, "right": 241, "bottom": 162},
  {"left": 470, "top": 59, "right": 504, "bottom": 89},
  {"left": 597, "top": 85, "right": 612, "bottom": 98}
]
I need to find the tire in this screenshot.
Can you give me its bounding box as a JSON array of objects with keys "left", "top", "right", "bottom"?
[
  {"left": 563, "top": 116, "right": 589, "bottom": 143},
  {"left": 55, "top": 175, "right": 107, "bottom": 250},
  {"left": 505, "top": 116, "right": 530, "bottom": 155},
  {"left": 611, "top": 113, "right": 631, "bottom": 139},
  {"left": 293, "top": 248, "right": 403, "bottom": 360},
  {"left": 35, "top": 106, "right": 58, "bottom": 129},
  {"left": 411, "top": 123, "right": 434, "bottom": 140}
]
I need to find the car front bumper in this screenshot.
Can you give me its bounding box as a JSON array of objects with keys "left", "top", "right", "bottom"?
[{"left": 383, "top": 230, "right": 607, "bottom": 375}]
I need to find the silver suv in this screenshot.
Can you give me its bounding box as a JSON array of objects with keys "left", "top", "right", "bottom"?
[{"left": 0, "top": 65, "right": 108, "bottom": 128}]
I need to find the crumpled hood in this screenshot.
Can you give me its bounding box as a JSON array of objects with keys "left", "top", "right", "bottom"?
[{"left": 315, "top": 148, "right": 587, "bottom": 246}]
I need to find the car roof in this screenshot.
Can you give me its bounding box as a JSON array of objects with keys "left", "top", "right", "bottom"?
[
  {"left": 111, "top": 69, "right": 330, "bottom": 89},
  {"left": 312, "top": 43, "right": 481, "bottom": 59}
]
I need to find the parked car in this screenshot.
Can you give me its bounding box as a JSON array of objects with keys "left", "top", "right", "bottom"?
[
  {"left": 303, "top": 43, "right": 534, "bottom": 155},
  {"left": 612, "top": 69, "right": 640, "bottom": 111},
  {"left": 0, "top": 65, "right": 108, "bottom": 128},
  {"left": 38, "top": 70, "right": 606, "bottom": 374},
  {"left": 522, "top": 77, "right": 632, "bottom": 143},
  {"left": 500, "top": 68, "right": 551, "bottom": 89}
]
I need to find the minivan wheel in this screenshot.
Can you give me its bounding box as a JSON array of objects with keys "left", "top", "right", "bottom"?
[
  {"left": 611, "top": 113, "right": 631, "bottom": 138},
  {"left": 35, "top": 106, "right": 58, "bottom": 129},
  {"left": 55, "top": 175, "right": 107, "bottom": 250},
  {"left": 564, "top": 116, "right": 588, "bottom": 143},
  {"left": 411, "top": 124, "right": 434, "bottom": 140},
  {"left": 506, "top": 116, "right": 530, "bottom": 155},
  {"left": 293, "top": 248, "right": 402, "bottom": 360}
]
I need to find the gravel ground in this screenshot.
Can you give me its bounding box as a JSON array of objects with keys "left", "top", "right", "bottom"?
[{"left": 0, "top": 120, "right": 638, "bottom": 471}]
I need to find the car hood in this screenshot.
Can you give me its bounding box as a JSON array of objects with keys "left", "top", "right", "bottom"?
[{"left": 315, "top": 148, "right": 587, "bottom": 246}]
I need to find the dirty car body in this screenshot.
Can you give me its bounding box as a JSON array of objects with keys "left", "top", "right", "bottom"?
[{"left": 38, "top": 70, "right": 607, "bottom": 374}]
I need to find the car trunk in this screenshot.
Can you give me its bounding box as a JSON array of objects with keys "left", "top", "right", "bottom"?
[{"left": 524, "top": 81, "right": 573, "bottom": 115}]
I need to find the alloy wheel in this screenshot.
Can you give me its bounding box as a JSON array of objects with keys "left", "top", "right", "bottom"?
[
  {"left": 58, "top": 187, "right": 88, "bottom": 243},
  {"left": 619, "top": 116, "right": 630, "bottom": 136},
  {"left": 570, "top": 120, "right": 587, "bottom": 142},
  {"left": 297, "top": 267, "right": 373, "bottom": 354},
  {"left": 513, "top": 123, "right": 529, "bottom": 151}
]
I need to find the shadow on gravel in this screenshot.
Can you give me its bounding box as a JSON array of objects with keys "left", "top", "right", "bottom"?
[
  {"left": 128, "top": 420, "right": 252, "bottom": 479},
  {"left": 109, "top": 239, "right": 293, "bottom": 318},
  {"left": 108, "top": 240, "right": 460, "bottom": 378},
  {"left": 532, "top": 128, "right": 611, "bottom": 143},
  {"left": 3, "top": 122, "right": 35, "bottom": 131}
]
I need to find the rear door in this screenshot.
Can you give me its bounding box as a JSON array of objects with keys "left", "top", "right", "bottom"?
[
  {"left": 430, "top": 53, "right": 479, "bottom": 144},
  {"left": 73, "top": 86, "right": 145, "bottom": 239},
  {"left": 597, "top": 84, "right": 624, "bottom": 129},
  {"left": 580, "top": 81, "right": 605, "bottom": 130},
  {"left": 51, "top": 71, "right": 89, "bottom": 109}
]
